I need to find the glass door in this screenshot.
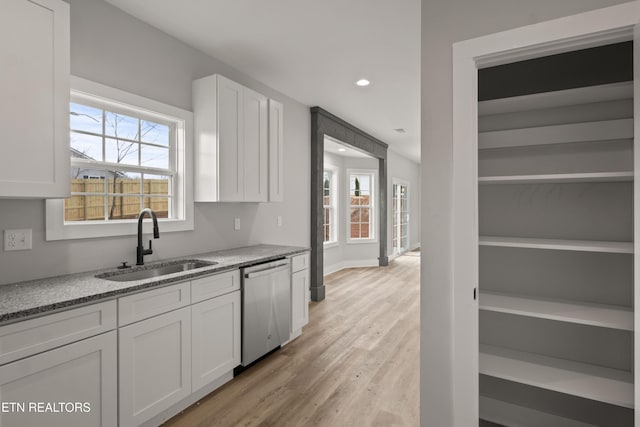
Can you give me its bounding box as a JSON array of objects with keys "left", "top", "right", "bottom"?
[{"left": 392, "top": 182, "right": 409, "bottom": 255}]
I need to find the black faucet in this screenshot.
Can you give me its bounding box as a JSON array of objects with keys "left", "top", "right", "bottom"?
[{"left": 136, "top": 208, "right": 160, "bottom": 265}]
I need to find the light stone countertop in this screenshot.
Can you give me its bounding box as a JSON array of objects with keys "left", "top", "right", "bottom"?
[{"left": 0, "top": 244, "right": 309, "bottom": 324}]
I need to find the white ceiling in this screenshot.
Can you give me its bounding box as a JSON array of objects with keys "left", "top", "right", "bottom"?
[{"left": 104, "top": 0, "right": 421, "bottom": 163}]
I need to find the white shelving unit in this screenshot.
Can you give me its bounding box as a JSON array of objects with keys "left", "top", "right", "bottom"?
[
  {"left": 480, "top": 345, "right": 634, "bottom": 408},
  {"left": 478, "top": 82, "right": 633, "bottom": 116},
  {"left": 479, "top": 236, "right": 633, "bottom": 254},
  {"left": 478, "top": 171, "right": 633, "bottom": 185},
  {"left": 478, "top": 79, "right": 635, "bottom": 425},
  {"left": 479, "top": 291, "right": 633, "bottom": 331},
  {"left": 479, "top": 119, "right": 633, "bottom": 150},
  {"left": 480, "top": 396, "right": 598, "bottom": 427}
]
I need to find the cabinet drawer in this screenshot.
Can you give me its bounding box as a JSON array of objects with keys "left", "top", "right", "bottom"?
[
  {"left": 118, "top": 282, "right": 190, "bottom": 327},
  {"left": 191, "top": 270, "right": 240, "bottom": 304},
  {"left": 0, "top": 300, "right": 116, "bottom": 365},
  {"left": 291, "top": 252, "right": 310, "bottom": 273}
]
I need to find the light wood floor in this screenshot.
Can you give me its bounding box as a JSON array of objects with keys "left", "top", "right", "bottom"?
[{"left": 163, "top": 252, "right": 420, "bottom": 427}]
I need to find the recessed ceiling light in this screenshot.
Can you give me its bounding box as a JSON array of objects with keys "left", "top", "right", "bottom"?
[
  {"left": 355, "top": 79, "right": 370, "bottom": 87},
  {"left": 338, "top": 148, "right": 347, "bottom": 152},
  {"left": 394, "top": 128, "right": 406, "bottom": 134}
]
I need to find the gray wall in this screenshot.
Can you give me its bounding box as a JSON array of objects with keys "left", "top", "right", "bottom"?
[
  {"left": 0, "top": 0, "right": 310, "bottom": 285},
  {"left": 420, "top": 0, "right": 631, "bottom": 425}
]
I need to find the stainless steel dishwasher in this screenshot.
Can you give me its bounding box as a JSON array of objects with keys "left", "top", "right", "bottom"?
[{"left": 241, "top": 258, "right": 291, "bottom": 366}]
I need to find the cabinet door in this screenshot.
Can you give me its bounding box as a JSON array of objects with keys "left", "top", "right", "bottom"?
[
  {"left": 269, "top": 99, "right": 284, "bottom": 202},
  {"left": 291, "top": 268, "right": 310, "bottom": 332},
  {"left": 243, "top": 87, "right": 268, "bottom": 202},
  {"left": 0, "top": 331, "right": 117, "bottom": 427},
  {"left": 192, "top": 290, "right": 241, "bottom": 392},
  {"left": 0, "top": 0, "right": 69, "bottom": 198},
  {"left": 119, "top": 307, "right": 191, "bottom": 427},
  {"left": 217, "top": 75, "right": 244, "bottom": 202}
]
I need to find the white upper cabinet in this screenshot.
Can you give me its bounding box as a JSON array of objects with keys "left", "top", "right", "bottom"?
[
  {"left": 0, "top": 0, "right": 70, "bottom": 198},
  {"left": 193, "top": 74, "right": 270, "bottom": 202}
]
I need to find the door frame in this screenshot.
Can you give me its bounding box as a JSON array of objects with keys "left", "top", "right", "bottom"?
[
  {"left": 310, "top": 107, "right": 388, "bottom": 301},
  {"left": 451, "top": 3, "right": 638, "bottom": 424}
]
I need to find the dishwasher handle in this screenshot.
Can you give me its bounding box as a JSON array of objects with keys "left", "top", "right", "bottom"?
[{"left": 244, "top": 263, "right": 290, "bottom": 279}]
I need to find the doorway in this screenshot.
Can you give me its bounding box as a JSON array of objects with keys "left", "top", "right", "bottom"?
[
  {"left": 309, "top": 107, "right": 389, "bottom": 301},
  {"left": 450, "top": 3, "right": 638, "bottom": 425}
]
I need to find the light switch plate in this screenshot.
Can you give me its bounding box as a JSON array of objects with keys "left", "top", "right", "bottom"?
[
  {"left": 4, "top": 229, "right": 32, "bottom": 251},
  {"left": 277, "top": 216, "right": 283, "bottom": 227},
  {"left": 234, "top": 218, "right": 241, "bottom": 231}
]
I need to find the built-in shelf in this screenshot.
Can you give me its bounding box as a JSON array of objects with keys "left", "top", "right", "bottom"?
[
  {"left": 478, "top": 82, "right": 633, "bottom": 116},
  {"left": 479, "top": 236, "right": 633, "bottom": 254},
  {"left": 479, "top": 344, "right": 634, "bottom": 408},
  {"left": 478, "top": 171, "right": 633, "bottom": 185},
  {"left": 480, "top": 396, "right": 597, "bottom": 427},
  {"left": 479, "top": 291, "right": 633, "bottom": 331},
  {"left": 479, "top": 119, "right": 633, "bottom": 150}
]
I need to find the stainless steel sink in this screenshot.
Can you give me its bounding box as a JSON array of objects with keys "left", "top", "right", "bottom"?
[{"left": 95, "top": 259, "right": 217, "bottom": 282}]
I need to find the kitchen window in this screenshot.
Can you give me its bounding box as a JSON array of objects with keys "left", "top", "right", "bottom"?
[
  {"left": 323, "top": 167, "right": 338, "bottom": 245},
  {"left": 347, "top": 170, "right": 376, "bottom": 243},
  {"left": 46, "top": 77, "right": 194, "bottom": 240}
]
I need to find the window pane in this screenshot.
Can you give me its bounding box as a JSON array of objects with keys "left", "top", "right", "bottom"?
[
  {"left": 361, "top": 208, "right": 370, "bottom": 223},
  {"left": 70, "top": 103, "right": 103, "bottom": 134},
  {"left": 72, "top": 174, "right": 106, "bottom": 194},
  {"left": 105, "top": 112, "right": 139, "bottom": 140},
  {"left": 141, "top": 121, "right": 169, "bottom": 146},
  {"left": 108, "top": 195, "right": 141, "bottom": 220},
  {"left": 351, "top": 222, "right": 361, "bottom": 239},
  {"left": 107, "top": 172, "right": 141, "bottom": 195},
  {"left": 141, "top": 144, "right": 170, "bottom": 169},
  {"left": 71, "top": 132, "right": 102, "bottom": 162},
  {"left": 144, "top": 196, "right": 170, "bottom": 218},
  {"left": 105, "top": 138, "right": 139, "bottom": 165},
  {"left": 71, "top": 167, "right": 106, "bottom": 182},
  {"left": 360, "top": 224, "right": 370, "bottom": 238},
  {"left": 65, "top": 194, "right": 105, "bottom": 222},
  {"left": 143, "top": 174, "right": 171, "bottom": 197},
  {"left": 350, "top": 207, "right": 361, "bottom": 223}
]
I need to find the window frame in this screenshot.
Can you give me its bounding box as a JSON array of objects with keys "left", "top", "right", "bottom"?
[
  {"left": 346, "top": 169, "right": 377, "bottom": 244},
  {"left": 46, "top": 76, "right": 194, "bottom": 241},
  {"left": 323, "top": 164, "right": 339, "bottom": 247}
]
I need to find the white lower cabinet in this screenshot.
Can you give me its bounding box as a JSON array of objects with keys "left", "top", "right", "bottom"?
[
  {"left": 0, "top": 330, "right": 117, "bottom": 427},
  {"left": 118, "top": 307, "right": 192, "bottom": 427},
  {"left": 291, "top": 269, "right": 309, "bottom": 333},
  {"left": 289, "top": 252, "right": 310, "bottom": 339},
  {"left": 192, "top": 290, "right": 241, "bottom": 392}
]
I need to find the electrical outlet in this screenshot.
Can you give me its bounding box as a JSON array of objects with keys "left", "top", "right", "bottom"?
[
  {"left": 234, "top": 218, "right": 241, "bottom": 231},
  {"left": 4, "top": 229, "right": 32, "bottom": 251},
  {"left": 277, "top": 216, "right": 283, "bottom": 227}
]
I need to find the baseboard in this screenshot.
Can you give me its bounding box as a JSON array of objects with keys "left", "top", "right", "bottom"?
[{"left": 324, "top": 259, "right": 379, "bottom": 276}]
